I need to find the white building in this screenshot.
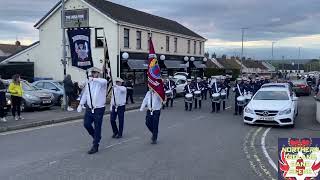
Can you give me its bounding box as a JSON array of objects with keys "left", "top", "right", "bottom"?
[{"left": 1, "top": 0, "right": 206, "bottom": 84}]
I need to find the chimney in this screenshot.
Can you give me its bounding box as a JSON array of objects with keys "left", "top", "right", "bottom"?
[
  {"left": 222, "top": 54, "right": 227, "bottom": 60},
  {"left": 15, "top": 40, "right": 21, "bottom": 47},
  {"left": 211, "top": 53, "right": 217, "bottom": 59}
]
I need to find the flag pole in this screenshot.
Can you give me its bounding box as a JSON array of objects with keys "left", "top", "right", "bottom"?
[
  {"left": 102, "top": 29, "right": 117, "bottom": 112},
  {"left": 148, "top": 30, "right": 153, "bottom": 116}
]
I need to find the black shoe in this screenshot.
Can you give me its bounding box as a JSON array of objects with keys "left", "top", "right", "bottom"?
[
  {"left": 151, "top": 140, "right": 157, "bottom": 144},
  {"left": 234, "top": 113, "right": 238, "bottom": 115},
  {"left": 112, "top": 134, "right": 117, "bottom": 138},
  {"left": 132, "top": 102, "right": 135, "bottom": 104},
  {"left": 87, "top": 145, "right": 99, "bottom": 154},
  {"left": 116, "top": 135, "right": 122, "bottom": 139}
]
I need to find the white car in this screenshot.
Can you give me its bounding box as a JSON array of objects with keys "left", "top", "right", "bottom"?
[
  {"left": 173, "top": 77, "right": 187, "bottom": 95},
  {"left": 243, "top": 86, "right": 298, "bottom": 127}
]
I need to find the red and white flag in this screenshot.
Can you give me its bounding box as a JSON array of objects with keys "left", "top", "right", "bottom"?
[{"left": 147, "top": 37, "right": 165, "bottom": 101}]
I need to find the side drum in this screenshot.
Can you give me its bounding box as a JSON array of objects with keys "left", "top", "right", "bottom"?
[
  {"left": 220, "top": 92, "right": 227, "bottom": 100},
  {"left": 194, "top": 90, "right": 202, "bottom": 99},
  {"left": 237, "top": 96, "right": 246, "bottom": 106},
  {"left": 185, "top": 94, "right": 193, "bottom": 103},
  {"left": 166, "top": 90, "right": 173, "bottom": 99},
  {"left": 211, "top": 93, "right": 220, "bottom": 102}
]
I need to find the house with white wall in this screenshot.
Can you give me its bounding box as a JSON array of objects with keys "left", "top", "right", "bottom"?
[{"left": 1, "top": 0, "right": 206, "bottom": 84}]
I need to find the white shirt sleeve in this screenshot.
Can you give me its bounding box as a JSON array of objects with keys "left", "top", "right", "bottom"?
[
  {"left": 140, "top": 92, "right": 149, "bottom": 111},
  {"left": 80, "top": 85, "right": 88, "bottom": 106}
]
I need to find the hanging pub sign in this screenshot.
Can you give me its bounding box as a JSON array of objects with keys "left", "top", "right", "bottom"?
[
  {"left": 64, "top": 9, "right": 89, "bottom": 28},
  {"left": 67, "top": 28, "right": 93, "bottom": 70}
]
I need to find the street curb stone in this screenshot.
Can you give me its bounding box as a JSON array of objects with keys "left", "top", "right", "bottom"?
[{"left": 0, "top": 105, "right": 141, "bottom": 133}]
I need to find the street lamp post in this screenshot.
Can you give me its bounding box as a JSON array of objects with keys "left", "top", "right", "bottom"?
[
  {"left": 271, "top": 42, "right": 276, "bottom": 60},
  {"left": 240, "top": 28, "right": 248, "bottom": 75}
]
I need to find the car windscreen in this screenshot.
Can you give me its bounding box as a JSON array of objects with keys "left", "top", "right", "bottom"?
[
  {"left": 22, "top": 82, "right": 36, "bottom": 91},
  {"left": 253, "top": 91, "right": 289, "bottom": 100},
  {"left": 53, "top": 82, "right": 63, "bottom": 89}
]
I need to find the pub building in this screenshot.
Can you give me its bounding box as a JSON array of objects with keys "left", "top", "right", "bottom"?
[{"left": 1, "top": 0, "right": 206, "bottom": 86}]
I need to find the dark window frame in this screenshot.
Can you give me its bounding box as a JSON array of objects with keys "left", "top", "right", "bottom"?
[
  {"left": 136, "top": 31, "right": 142, "bottom": 49},
  {"left": 174, "top": 37, "right": 178, "bottom": 53},
  {"left": 95, "top": 28, "right": 104, "bottom": 48},
  {"left": 166, "top": 36, "right": 170, "bottom": 52},
  {"left": 124, "top": 28, "right": 130, "bottom": 48}
]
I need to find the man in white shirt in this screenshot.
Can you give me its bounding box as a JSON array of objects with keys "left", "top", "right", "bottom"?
[
  {"left": 77, "top": 67, "right": 108, "bottom": 154},
  {"left": 110, "top": 77, "right": 127, "bottom": 139},
  {"left": 140, "top": 89, "right": 162, "bottom": 144}
]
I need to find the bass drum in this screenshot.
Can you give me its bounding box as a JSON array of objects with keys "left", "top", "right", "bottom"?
[
  {"left": 237, "top": 96, "right": 246, "bottom": 106},
  {"left": 185, "top": 93, "right": 193, "bottom": 103},
  {"left": 211, "top": 93, "right": 220, "bottom": 102}
]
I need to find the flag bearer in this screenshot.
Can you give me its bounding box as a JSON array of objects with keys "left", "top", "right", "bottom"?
[
  {"left": 78, "top": 67, "right": 108, "bottom": 154},
  {"left": 140, "top": 89, "right": 162, "bottom": 144}
]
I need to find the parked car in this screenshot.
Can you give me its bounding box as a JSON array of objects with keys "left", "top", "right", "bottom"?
[
  {"left": 4, "top": 80, "right": 55, "bottom": 111},
  {"left": 291, "top": 80, "right": 311, "bottom": 96},
  {"left": 173, "top": 77, "right": 187, "bottom": 96},
  {"left": 32, "top": 80, "right": 64, "bottom": 105},
  {"left": 243, "top": 86, "right": 298, "bottom": 127},
  {"left": 3, "top": 93, "right": 11, "bottom": 114}
]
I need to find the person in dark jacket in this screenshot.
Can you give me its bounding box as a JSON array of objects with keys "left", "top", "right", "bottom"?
[
  {"left": 0, "top": 75, "right": 7, "bottom": 122},
  {"left": 233, "top": 78, "right": 245, "bottom": 115},
  {"left": 164, "top": 77, "right": 176, "bottom": 107},
  {"left": 194, "top": 77, "right": 203, "bottom": 109},
  {"left": 63, "top": 74, "right": 74, "bottom": 111},
  {"left": 210, "top": 77, "right": 221, "bottom": 113},
  {"left": 224, "top": 75, "right": 231, "bottom": 99},
  {"left": 201, "top": 77, "right": 209, "bottom": 100},
  {"left": 125, "top": 79, "right": 134, "bottom": 104},
  {"left": 184, "top": 79, "right": 195, "bottom": 111},
  {"left": 73, "top": 82, "right": 81, "bottom": 100}
]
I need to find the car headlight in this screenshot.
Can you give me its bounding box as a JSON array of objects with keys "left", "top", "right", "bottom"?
[
  {"left": 25, "top": 94, "right": 38, "bottom": 101},
  {"left": 6, "top": 99, "right": 11, "bottom": 105},
  {"left": 279, "top": 108, "right": 292, "bottom": 115},
  {"left": 244, "top": 107, "right": 255, "bottom": 114}
]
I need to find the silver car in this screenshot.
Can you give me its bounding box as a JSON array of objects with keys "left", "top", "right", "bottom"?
[
  {"left": 32, "top": 80, "right": 64, "bottom": 105},
  {"left": 5, "top": 80, "right": 55, "bottom": 111}
]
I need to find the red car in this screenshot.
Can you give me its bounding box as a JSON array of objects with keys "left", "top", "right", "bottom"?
[{"left": 291, "top": 80, "right": 311, "bottom": 96}]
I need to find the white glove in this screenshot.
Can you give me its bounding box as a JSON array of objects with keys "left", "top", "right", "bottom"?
[
  {"left": 140, "top": 108, "right": 144, "bottom": 112},
  {"left": 77, "top": 105, "right": 83, "bottom": 113}
]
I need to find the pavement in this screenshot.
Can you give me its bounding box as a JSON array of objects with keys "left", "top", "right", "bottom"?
[
  {"left": 0, "top": 96, "right": 144, "bottom": 133},
  {"left": 0, "top": 94, "right": 319, "bottom": 180}
]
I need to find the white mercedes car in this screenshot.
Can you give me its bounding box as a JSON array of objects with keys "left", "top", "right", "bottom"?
[{"left": 243, "top": 86, "right": 298, "bottom": 127}]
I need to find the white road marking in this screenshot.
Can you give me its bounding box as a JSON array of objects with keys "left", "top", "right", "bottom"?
[
  {"left": 0, "top": 109, "right": 140, "bottom": 136},
  {"left": 167, "top": 123, "right": 181, "bottom": 129},
  {"left": 48, "top": 161, "right": 57, "bottom": 165},
  {"left": 261, "top": 127, "right": 278, "bottom": 171},
  {"left": 225, "top": 106, "right": 232, "bottom": 110},
  {"left": 103, "top": 137, "right": 140, "bottom": 149}
]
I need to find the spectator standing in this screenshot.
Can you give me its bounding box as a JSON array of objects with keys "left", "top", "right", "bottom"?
[
  {"left": 0, "top": 75, "right": 7, "bottom": 122},
  {"left": 125, "top": 79, "right": 134, "bottom": 104},
  {"left": 73, "top": 82, "right": 81, "bottom": 100},
  {"left": 63, "top": 74, "right": 74, "bottom": 111},
  {"left": 8, "top": 74, "right": 24, "bottom": 120}
]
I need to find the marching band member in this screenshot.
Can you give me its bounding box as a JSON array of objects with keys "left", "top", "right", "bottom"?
[
  {"left": 194, "top": 77, "right": 203, "bottom": 109},
  {"left": 220, "top": 76, "right": 228, "bottom": 110},
  {"left": 210, "top": 77, "right": 221, "bottom": 113},
  {"left": 244, "top": 78, "right": 253, "bottom": 93},
  {"left": 184, "top": 79, "right": 194, "bottom": 111},
  {"left": 78, "top": 67, "right": 108, "bottom": 154},
  {"left": 233, "top": 78, "right": 245, "bottom": 116},
  {"left": 140, "top": 88, "right": 162, "bottom": 144},
  {"left": 201, "top": 77, "right": 209, "bottom": 100},
  {"left": 110, "top": 78, "right": 127, "bottom": 139},
  {"left": 252, "top": 77, "right": 261, "bottom": 94},
  {"left": 225, "top": 75, "right": 231, "bottom": 99},
  {"left": 164, "top": 76, "right": 176, "bottom": 108}
]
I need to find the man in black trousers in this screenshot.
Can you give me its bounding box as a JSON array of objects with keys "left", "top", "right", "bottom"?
[{"left": 125, "top": 78, "right": 134, "bottom": 104}]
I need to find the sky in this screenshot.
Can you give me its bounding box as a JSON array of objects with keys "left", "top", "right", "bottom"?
[{"left": 0, "top": 0, "right": 319, "bottom": 60}]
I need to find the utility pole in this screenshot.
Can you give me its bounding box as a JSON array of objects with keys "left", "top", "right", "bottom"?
[
  {"left": 61, "top": 0, "right": 67, "bottom": 110},
  {"left": 240, "top": 28, "right": 248, "bottom": 75},
  {"left": 298, "top": 47, "right": 301, "bottom": 72},
  {"left": 61, "top": 0, "right": 67, "bottom": 77},
  {"left": 271, "top": 42, "right": 276, "bottom": 60}
]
